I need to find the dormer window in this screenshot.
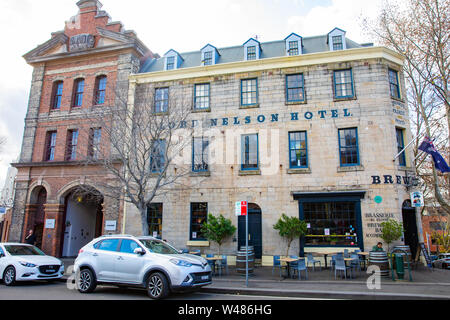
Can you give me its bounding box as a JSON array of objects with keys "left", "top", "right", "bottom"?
[
  {"left": 247, "top": 46, "right": 256, "bottom": 60},
  {"left": 285, "top": 33, "right": 302, "bottom": 56},
  {"left": 328, "top": 28, "right": 347, "bottom": 51},
  {"left": 203, "top": 51, "right": 213, "bottom": 66},
  {"left": 243, "top": 38, "right": 261, "bottom": 61},
  {"left": 332, "top": 36, "right": 343, "bottom": 51},
  {"left": 166, "top": 56, "right": 175, "bottom": 70},
  {"left": 200, "top": 44, "right": 220, "bottom": 66},
  {"left": 164, "top": 50, "right": 183, "bottom": 70},
  {"left": 288, "top": 41, "right": 299, "bottom": 56}
]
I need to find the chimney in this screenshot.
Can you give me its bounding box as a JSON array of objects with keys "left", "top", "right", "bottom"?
[{"left": 76, "top": 0, "right": 102, "bottom": 14}]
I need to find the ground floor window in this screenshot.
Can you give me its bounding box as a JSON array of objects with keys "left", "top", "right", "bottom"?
[
  {"left": 190, "top": 203, "right": 208, "bottom": 240},
  {"left": 148, "top": 203, "right": 163, "bottom": 238},
  {"left": 303, "top": 201, "right": 359, "bottom": 247}
]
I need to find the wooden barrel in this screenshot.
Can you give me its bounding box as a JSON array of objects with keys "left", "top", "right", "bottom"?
[
  {"left": 368, "top": 251, "right": 390, "bottom": 277},
  {"left": 393, "top": 245, "right": 412, "bottom": 262},
  {"left": 236, "top": 249, "right": 255, "bottom": 274},
  {"left": 240, "top": 246, "right": 254, "bottom": 252}
]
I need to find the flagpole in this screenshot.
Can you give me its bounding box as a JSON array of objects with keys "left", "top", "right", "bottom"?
[{"left": 394, "top": 131, "right": 426, "bottom": 161}]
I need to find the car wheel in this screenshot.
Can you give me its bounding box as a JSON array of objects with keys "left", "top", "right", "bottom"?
[
  {"left": 77, "top": 268, "right": 97, "bottom": 293},
  {"left": 146, "top": 272, "right": 169, "bottom": 300},
  {"left": 3, "top": 266, "right": 16, "bottom": 286}
]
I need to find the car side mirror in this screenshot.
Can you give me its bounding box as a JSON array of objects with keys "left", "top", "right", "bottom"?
[{"left": 134, "top": 248, "right": 146, "bottom": 255}]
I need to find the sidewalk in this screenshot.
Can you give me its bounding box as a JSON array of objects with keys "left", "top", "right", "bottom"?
[
  {"left": 60, "top": 259, "right": 450, "bottom": 300},
  {"left": 201, "top": 264, "right": 450, "bottom": 300}
]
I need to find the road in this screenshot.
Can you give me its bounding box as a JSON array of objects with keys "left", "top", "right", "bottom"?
[{"left": 0, "top": 280, "right": 318, "bottom": 300}]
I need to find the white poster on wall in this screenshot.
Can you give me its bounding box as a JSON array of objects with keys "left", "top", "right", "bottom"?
[
  {"left": 324, "top": 228, "right": 330, "bottom": 236},
  {"left": 105, "top": 220, "right": 117, "bottom": 231},
  {"left": 45, "top": 219, "right": 55, "bottom": 229}
]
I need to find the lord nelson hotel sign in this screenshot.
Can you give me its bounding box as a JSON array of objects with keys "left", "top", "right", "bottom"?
[{"left": 70, "top": 34, "right": 95, "bottom": 52}]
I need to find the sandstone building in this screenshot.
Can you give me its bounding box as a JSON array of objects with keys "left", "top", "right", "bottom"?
[{"left": 10, "top": 1, "right": 422, "bottom": 264}]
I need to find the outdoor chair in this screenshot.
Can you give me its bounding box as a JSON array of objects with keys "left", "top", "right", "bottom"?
[
  {"left": 206, "top": 254, "right": 216, "bottom": 273},
  {"left": 330, "top": 253, "right": 343, "bottom": 272},
  {"left": 292, "top": 258, "right": 308, "bottom": 280},
  {"left": 289, "top": 255, "right": 299, "bottom": 276},
  {"left": 191, "top": 249, "right": 201, "bottom": 256},
  {"left": 344, "top": 249, "right": 350, "bottom": 258},
  {"left": 216, "top": 255, "right": 228, "bottom": 276},
  {"left": 335, "top": 256, "right": 352, "bottom": 280},
  {"left": 272, "top": 255, "right": 283, "bottom": 277},
  {"left": 307, "top": 253, "right": 322, "bottom": 271},
  {"left": 181, "top": 249, "right": 189, "bottom": 254},
  {"left": 350, "top": 253, "right": 361, "bottom": 276}
]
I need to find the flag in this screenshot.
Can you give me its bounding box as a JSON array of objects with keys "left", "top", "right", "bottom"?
[{"left": 418, "top": 137, "right": 450, "bottom": 173}]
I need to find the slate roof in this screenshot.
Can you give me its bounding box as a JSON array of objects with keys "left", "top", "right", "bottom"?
[{"left": 139, "top": 34, "right": 366, "bottom": 74}]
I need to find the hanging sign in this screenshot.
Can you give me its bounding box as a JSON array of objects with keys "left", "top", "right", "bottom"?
[{"left": 411, "top": 191, "right": 424, "bottom": 208}]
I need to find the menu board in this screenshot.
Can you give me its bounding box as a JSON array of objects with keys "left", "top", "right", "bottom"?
[{"left": 419, "top": 242, "right": 432, "bottom": 268}]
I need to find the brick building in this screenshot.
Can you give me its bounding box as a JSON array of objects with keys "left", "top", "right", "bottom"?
[{"left": 10, "top": 0, "right": 154, "bottom": 257}]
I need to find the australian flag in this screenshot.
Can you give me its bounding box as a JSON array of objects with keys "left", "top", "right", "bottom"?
[{"left": 418, "top": 136, "right": 450, "bottom": 173}]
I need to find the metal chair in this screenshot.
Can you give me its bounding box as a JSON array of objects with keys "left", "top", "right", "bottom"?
[
  {"left": 335, "top": 256, "right": 351, "bottom": 279},
  {"left": 350, "top": 253, "right": 361, "bottom": 276},
  {"left": 289, "top": 255, "right": 299, "bottom": 277},
  {"left": 272, "top": 255, "right": 283, "bottom": 277},
  {"left": 307, "top": 253, "right": 322, "bottom": 271},
  {"left": 191, "top": 249, "right": 201, "bottom": 256},
  {"left": 216, "top": 255, "right": 228, "bottom": 276},
  {"left": 330, "top": 253, "right": 343, "bottom": 272},
  {"left": 293, "top": 258, "right": 308, "bottom": 280},
  {"left": 344, "top": 249, "right": 350, "bottom": 258},
  {"left": 206, "top": 254, "right": 216, "bottom": 274},
  {"left": 181, "top": 249, "right": 189, "bottom": 254}
]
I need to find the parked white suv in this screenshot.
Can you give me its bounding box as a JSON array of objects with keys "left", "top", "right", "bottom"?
[{"left": 74, "top": 235, "right": 212, "bottom": 299}]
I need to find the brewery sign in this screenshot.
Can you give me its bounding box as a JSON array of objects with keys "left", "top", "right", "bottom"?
[{"left": 70, "top": 34, "right": 95, "bottom": 51}]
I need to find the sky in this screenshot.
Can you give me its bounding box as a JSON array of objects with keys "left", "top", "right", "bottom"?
[{"left": 0, "top": 0, "right": 386, "bottom": 189}]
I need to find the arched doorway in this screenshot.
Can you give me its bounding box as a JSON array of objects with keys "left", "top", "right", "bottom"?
[
  {"left": 402, "top": 200, "right": 419, "bottom": 258},
  {"left": 238, "top": 203, "right": 262, "bottom": 259},
  {"left": 61, "top": 187, "right": 104, "bottom": 258},
  {"left": 28, "top": 187, "right": 47, "bottom": 249}
]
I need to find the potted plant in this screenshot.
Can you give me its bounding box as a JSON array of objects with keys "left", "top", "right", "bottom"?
[
  {"left": 273, "top": 214, "right": 307, "bottom": 257},
  {"left": 380, "top": 219, "right": 404, "bottom": 254},
  {"left": 201, "top": 214, "right": 236, "bottom": 256}
]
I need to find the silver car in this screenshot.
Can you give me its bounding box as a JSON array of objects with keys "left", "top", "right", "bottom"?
[{"left": 74, "top": 235, "right": 212, "bottom": 299}]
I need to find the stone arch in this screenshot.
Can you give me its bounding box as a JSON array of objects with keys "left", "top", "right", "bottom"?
[{"left": 27, "top": 180, "right": 52, "bottom": 204}]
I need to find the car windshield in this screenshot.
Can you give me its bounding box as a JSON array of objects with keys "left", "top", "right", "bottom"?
[
  {"left": 139, "top": 239, "right": 180, "bottom": 255},
  {"left": 4, "top": 245, "right": 46, "bottom": 256}
]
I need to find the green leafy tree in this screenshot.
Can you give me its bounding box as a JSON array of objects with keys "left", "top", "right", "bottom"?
[
  {"left": 432, "top": 221, "right": 450, "bottom": 253},
  {"left": 273, "top": 214, "right": 307, "bottom": 257},
  {"left": 381, "top": 219, "right": 404, "bottom": 252},
  {"left": 201, "top": 214, "right": 236, "bottom": 255}
]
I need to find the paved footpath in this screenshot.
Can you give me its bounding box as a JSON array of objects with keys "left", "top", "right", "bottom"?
[{"left": 59, "top": 259, "right": 450, "bottom": 300}]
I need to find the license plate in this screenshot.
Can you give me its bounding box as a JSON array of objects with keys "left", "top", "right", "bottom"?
[{"left": 201, "top": 275, "right": 210, "bottom": 280}]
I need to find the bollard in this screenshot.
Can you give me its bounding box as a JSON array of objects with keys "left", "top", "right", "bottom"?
[{"left": 395, "top": 253, "right": 404, "bottom": 280}]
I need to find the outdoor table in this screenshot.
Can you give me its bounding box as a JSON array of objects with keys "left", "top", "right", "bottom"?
[
  {"left": 312, "top": 252, "right": 340, "bottom": 269},
  {"left": 357, "top": 252, "right": 369, "bottom": 270},
  {"left": 205, "top": 257, "right": 223, "bottom": 275},
  {"left": 279, "top": 257, "right": 303, "bottom": 279}
]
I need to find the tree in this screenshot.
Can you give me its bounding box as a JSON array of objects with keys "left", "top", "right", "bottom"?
[
  {"left": 381, "top": 219, "right": 404, "bottom": 252},
  {"left": 363, "top": 0, "right": 450, "bottom": 216},
  {"left": 201, "top": 214, "right": 236, "bottom": 255},
  {"left": 273, "top": 214, "right": 307, "bottom": 257},
  {"left": 76, "top": 78, "right": 195, "bottom": 236}
]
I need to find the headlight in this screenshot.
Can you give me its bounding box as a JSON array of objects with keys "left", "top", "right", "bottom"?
[
  {"left": 19, "top": 261, "right": 37, "bottom": 268},
  {"left": 170, "top": 259, "right": 193, "bottom": 267}
]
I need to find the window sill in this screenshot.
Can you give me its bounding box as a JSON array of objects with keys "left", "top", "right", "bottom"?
[
  {"left": 192, "top": 108, "right": 211, "bottom": 113},
  {"left": 287, "top": 168, "right": 311, "bottom": 174},
  {"left": 285, "top": 100, "right": 307, "bottom": 106},
  {"left": 239, "top": 104, "right": 259, "bottom": 110},
  {"left": 187, "top": 241, "right": 210, "bottom": 247},
  {"left": 337, "top": 165, "right": 364, "bottom": 173},
  {"left": 239, "top": 169, "right": 261, "bottom": 176},
  {"left": 333, "top": 96, "right": 357, "bottom": 102},
  {"left": 190, "top": 171, "right": 211, "bottom": 177},
  {"left": 152, "top": 112, "right": 169, "bottom": 116},
  {"left": 391, "top": 97, "right": 405, "bottom": 104}
]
